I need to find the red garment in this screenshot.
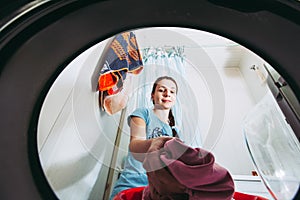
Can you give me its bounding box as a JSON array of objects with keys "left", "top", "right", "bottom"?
[
  {"left": 113, "top": 188, "right": 269, "bottom": 200},
  {"left": 113, "top": 187, "right": 145, "bottom": 200},
  {"left": 142, "top": 138, "right": 235, "bottom": 200},
  {"left": 233, "top": 192, "right": 269, "bottom": 200}
]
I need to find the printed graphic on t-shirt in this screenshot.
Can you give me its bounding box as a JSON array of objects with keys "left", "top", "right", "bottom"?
[{"left": 148, "top": 127, "right": 168, "bottom": 139}]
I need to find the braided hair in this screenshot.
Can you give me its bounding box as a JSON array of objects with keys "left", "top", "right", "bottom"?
[{"left": 151, "top": 76, "right": 179, "bottom": 138}]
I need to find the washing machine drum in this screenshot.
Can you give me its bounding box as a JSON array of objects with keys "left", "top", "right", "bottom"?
[{"left": 0, "top": 0, "right": 299, "bottom": 199}]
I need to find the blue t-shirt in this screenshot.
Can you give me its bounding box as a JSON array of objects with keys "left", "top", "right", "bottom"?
[
  {"left": 109, "top": 107, "right": 174, "bottom": 199},
  {"left": 128, "top": 107, "right": 174, "bottom": 139}
]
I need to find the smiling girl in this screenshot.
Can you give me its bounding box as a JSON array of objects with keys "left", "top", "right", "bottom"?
[{"left": 109, "top": 76, "right": 181, "bottom": 199}]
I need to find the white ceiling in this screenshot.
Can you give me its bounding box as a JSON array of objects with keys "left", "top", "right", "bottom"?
[{"left": 163, "top": 27, "right": 245, "bottom": 69}]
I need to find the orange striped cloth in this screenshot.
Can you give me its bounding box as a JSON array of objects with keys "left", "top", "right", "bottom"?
[{"left": 98, "top": 31, "right": 143, "bottom": 113}]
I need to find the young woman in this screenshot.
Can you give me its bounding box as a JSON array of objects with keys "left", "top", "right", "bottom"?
[{"left": 109, "top": 76, "right": 181, "bottom": 199}]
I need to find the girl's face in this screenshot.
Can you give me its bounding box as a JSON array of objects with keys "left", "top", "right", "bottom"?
[{"left": 152, "top": 79, "right": 177, "bottom": 110}]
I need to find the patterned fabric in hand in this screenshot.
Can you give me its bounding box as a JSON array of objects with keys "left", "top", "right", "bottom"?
[{"left": 98, "top": 31, "right": 143, "bottom": 114}]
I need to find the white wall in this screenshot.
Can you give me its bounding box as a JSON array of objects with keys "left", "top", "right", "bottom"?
[
  {"left": 209, "top": 47, "right": 271, "bottom": 175},
  {"left": 38, "top": 39, "right": 121, "bottom": 200},
  {"left": 209, "top": 67, "right": 257, "bottom": 175},
  {"left": 239, "top": 47, "right": 269, "bottom": 102}
]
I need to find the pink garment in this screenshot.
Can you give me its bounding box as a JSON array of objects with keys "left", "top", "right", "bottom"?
[{"left": 142, "top": 138, "right": 235, "bottom": 200}]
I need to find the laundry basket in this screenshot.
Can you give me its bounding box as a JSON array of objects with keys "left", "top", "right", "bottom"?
[{"left": 112, "top": 187, "right": 268, "bottom": 200}]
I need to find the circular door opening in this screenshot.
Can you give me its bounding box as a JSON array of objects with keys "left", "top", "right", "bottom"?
[
  {"left": 38, "top": 27, "right": 299, "bottom": 200},
  {"left": 0, "top": 1, "right": 299, "bottom": 200}
]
